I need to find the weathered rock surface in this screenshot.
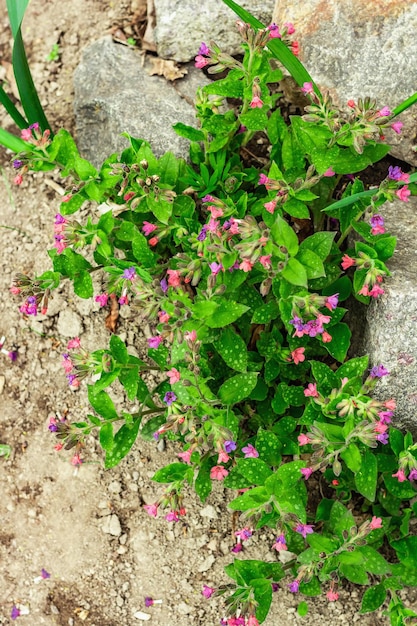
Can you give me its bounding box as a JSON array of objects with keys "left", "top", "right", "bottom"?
[
  {"left": 153, "top": 0, "right": 275, "bottom": 62},
  {"left": 73, "top": 36, "right": 209, "bottom": 168},
  {"left": 361, "top": 197, "right": 417, "bottom": 433},
  {"left": 273, "top": 0, "right": 417, "bottom": 165}
]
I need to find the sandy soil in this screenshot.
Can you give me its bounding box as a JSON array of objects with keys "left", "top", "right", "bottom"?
[{"left": 0, "top": 2, "right": 415, "bottom": 625}]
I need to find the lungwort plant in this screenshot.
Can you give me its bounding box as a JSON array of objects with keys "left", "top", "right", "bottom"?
[{"left": 6, "top": 1, "right": 417, "bottom": 624}]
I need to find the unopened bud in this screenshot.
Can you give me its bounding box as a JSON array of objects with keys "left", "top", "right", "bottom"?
[
  {"left": 151, "top": 175, "right": 160, "bottom": 183},
  {"left": 332, "top": 459, "right": 342, "bottom": 476},
  {"left": 140, "top": 159, "right": 148, "bottom": 170}
]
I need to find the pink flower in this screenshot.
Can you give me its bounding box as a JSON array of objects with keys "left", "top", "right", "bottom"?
[
  {"left": 165, "top": 510, "right": 179, "bottom": 522},
  {"left": 359, "top": 285, "right": 370, "bottom": 296},
  {"left": 70, "top": 454, "right": 83, "bottom": 466},
  {"left": 391, "top": 121, "right": 403, "bottom": 134},
  {"left": 384, "top": 399, "right": 396, "bottom": 410},
  {"left": 301, "top": 82, "right": 314, "bottom": 95},
  {"left": 14, "top": 174, "right": 23, "bottom": 185},
  {"left": 123, "top": 191, "right": 135, "bottom": 202},
  {"left": 291, "top": 41, "right": 299, "bottom": 56},
  {"left": 195, "top": 55, "right": 209, "bottom": 68},
  {"left": 268, "top": 23, "right": 281, "bottom": 38},
  {"left": 148, "top": 336, "right": 163, "bottom": 349},
  {"left": 374, "top": 421, "right": 388, "bottom": 434},
  {"left": 210, "top": 465, "right": 229, "bottom": 480},
  {"left": 158, "top": 310, "right": 170, "bottom": 323},
  {"left": 144, "top": 503, "right": 158, "bottom": 517},
  {"left": 247, "top": 616, "right": 260, "bottom": 626},
  {"left": 288, "top": 579, "right": 300, "bottom": 593},
  {"left": 392, "top": 469, "right": 407, "bottom": 482},
  {"left": 242, "top": 444, "right": 259, "bottom": 458},
  {"left": 377, "top": 106, "right": 391, "bottom": 117},
  {"left": 301, "top": 467, "right": 313, "bottom": 480},
  {"left": 304, "top": 383, "right": 319, "bottom": 397},
  {"left": 290, "top": 347, "right": 305, "bottom": 365},
  {"left": 21, "top": 128, "right": 32, "bottom": 141},
  {"left": 207, "top": 205, "right": 224, "bottom": 218},
  {"left": 347, "top": 99, "right": 356, "bottom": 108},
  {"left": 167, "top": 269, "right": 181, "bottom": 287},
  {"left": 185, "top": 330, "right": 197, "bottom": 342},
  {"left": 217, "top": 450, "right": 230, "bottom": 464},
  {"left": 323, "top": 167, "right": 335, "bottom": 177},
  {"left": 166, "top": 367, "right": 181, "bottom": 384},
  {"left": 341, "top": 254, "right": 356, "bottom": 270},
  {"left": 326, "top": 589, "right": 339, "bottom": 602},
  {"left": 61, "top": 354, "right": 74, "bottom": 374},
  {"left": 95, "top": 293, "right": 109, "bottom": 307},
  {"left": 321, "top": 330, "right": 332, "bottom": 343},
  {"left": 202, "top": 585, "right": 215, "bottom": 598},
  {"left": 250, "top": 96, "right": 263, "bottom": 109},
  {"left": 239, "top": 259, "right": 253, "bottom": 272},
  {"left": 272, "top": 534, "right": 287, "bottom": 551},
  {"left": 369, "top": 284, "right": 384, "bottom": 298},
  {"left": 235, "top": 527, "right": 252, "bottom": 541},
  {"left": 264, "top": 200, "right": 277, "bottom": 214},
  {"left": 259, "top": 255, "right": 272, "bottom": 269},
  {"left": 258, "top": 173, "right": 270, "bottom": 186},
  {"left": 67, "top": 337, "right": 81, "bottom": 349},
  {"left": 149, "top": 236, "right": 159, "bottom": 247},
  {"left": 178, "top": 449, "right": 193, "bottom": 464},
  {"left": 298, "top": 434, "right": 311, "bottom": 446},
  {"left": 142, "top": 221, "right": 157, "bottom": 236},
  {"left": 396, "top": 186, "right": 411, "bottom": 202},
  {"left": 325, "top": 294, "right": 339, "bottom": 310},
  {"left": 284, "top": 22, "right": 295, "bottom": 34},
  {"left": 369, "top": 516, "right": 382, "bottom": 530}
]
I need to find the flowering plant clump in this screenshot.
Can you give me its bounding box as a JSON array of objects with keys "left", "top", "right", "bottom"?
[{"left": 7, "top": 0, "right": 417, "bottom": 624}]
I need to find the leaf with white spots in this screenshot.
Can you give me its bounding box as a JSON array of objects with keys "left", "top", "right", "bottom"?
[
  {"left": 218, "top": 372, "right": 259, "bottom": 405},
  {"left": 104, "top": 420, "right": 140, "bottom": 468},
  {"left": 214, "top": 328, "right": 248, "bottom": 372}
]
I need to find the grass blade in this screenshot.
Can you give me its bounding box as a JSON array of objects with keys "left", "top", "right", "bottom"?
[
  {"left": 0, "top": 127, "right": 30, "bottom": 152},
  {"left": 220, "top": 0, "right": 321, "bottom": 96},
  {"left": 392, "top": 92, "right": 417, "bottom": 117},
  {"left": 6, "top": 0, "right": 52, "bottom": 133},
  {"left": 0, "top": 84, "right": 28, "bottom": 128}
]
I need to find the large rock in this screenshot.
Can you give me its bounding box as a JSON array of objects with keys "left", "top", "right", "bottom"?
[
  {"left": 361, "top": 197, "right": 417, "bottom": 433},
  {"left": 273, "top": 0, "right": 417, "bottom": 165},
  {"left": 153, "top": 0, "right": 275, "bottom": 62},
  {"left": 73, "top": 36, "right": 209, "bottom": 168}
]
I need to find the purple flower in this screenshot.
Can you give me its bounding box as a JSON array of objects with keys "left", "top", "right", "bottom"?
[
  {"left": 388, "top": 165, "right": 402, "bottom": 180},
  {"left": 8, "top": 351, "right": 18, "bottom": 362},
  {"left": 41, "top": 568, "right": 50, "bottom": 579},
  {"left": 122, "top": 266, "right": 136, "bottom": 281},
  {"left": 144, "top": 597, "right": 154, "bottom": 607},
  {"left": 13, "top": 159, "right": 23, "bottom": 169},
  {"left": 224, "top": 440, "right": 237, "bottom": 453},
  {"left": 242, "top": 444, "right": 259, "bottom": 458},
  {"left": 376, "top": 432, "right": 389, "bottom": 445},
  {"left": 160, "top": 277, "right": 168, "bottom": 293},
  {"left": 198, "top": 42, "right": 210, "bottom": 56},
  {"left": 164, "top": 391, "right": 177, "bottom": 406},
  {"left": 11, "top": 606, "right": 20, "bottom": 620},
  {"left": 370, "top": 214, "right": 384, "bottom": 228},
  {"left": 409, "top": 469, "right": 417, "bottom": 481},
  {"left": 289, "top": 315, "right": 304, "bottom": 332},
  {"left": 148, "top": 336, "right": 163, "bottom": 349},
  {"left": 54, "top": 213, "right": 66, "bottom": 224},
  {"left": 272, "top": 582, "right": 279, "bottom": 592},
  {"left": 209, "top": 262, "right": 223, "bottom": 276},
  {"left": 202, "top": 585, "right": 215, "bottom": 598},
  {"left": 370, "top": 364, "right": 390, "bottom": 378},
  {"left": 295, "top": 523, "right": 314, "bottom": 538},
  {"left": 325, "top": 293, "right": 339, "bottom": 310},
  {"left": 288, "top": 579, "right": 300, "bottom": 593},
  {"left": 202, "top": 194, "right": 215, "bottom": 203},
  {"left": 197, "top": 226, "right": 207, "bottom": 241}
]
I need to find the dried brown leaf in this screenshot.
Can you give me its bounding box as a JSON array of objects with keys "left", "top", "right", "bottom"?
[
  {"left": 147, "top": 57, "right": 187, "bottom": 81},
  {"left": 105, "top": 295, "right": 119, "bottom": 333}
]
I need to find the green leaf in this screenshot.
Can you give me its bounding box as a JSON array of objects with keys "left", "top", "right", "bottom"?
[
  {"left": 132, "top": 231, "right": 156, "bottom": 267},
  {"left": 270, "top": 214, "right": 299, "bottom": 256},
  {"left": 147, "top": 194, "right": 172, "bottom": 224},
  {"left": 296, "top": 248, "right": 325, "bottom": 279},
  {"left": 110, "top": 335, "right": 128, "bottom": 365},
  {"left": 256, "top": 429, "right": 282, "bottom": 466},
  {"left": 195, "top": 459, "right": 213, "bottom": 502},
  {"left": 357, "top": 546, "right": 391, "bottom": 575},
  {"left": 384, "top": 474, "right": 417, "bottom": 499},
  {"left": 235, "top": 458, "right": 273, "bottom": 486},
  {"left": 152, "top": 462, "right": 190, "bottom": 483},
  {"left": 297, "top": 602, "right": 309, "bottom": 617},
  {"left": 323, "top": 322, "right": 351, "bottom": 362},
  {"left": 104, "top": 419, "right": 140, "bottom": 468},
  {"left": 360, "top": 584, "right": 387, "bottom": 614},
  {"left": 341, "top": 443, "right": 362, "bottom": 473},
  {"left": 252, "top": 578, "right": 273, "bottom": 623},
  {"left": 119, "top": 366, "right": 139, "bottom": 401},
  {"left": 205, "top": 300, "right": 249, "bottom": 328},
  {"left": 99, "top": 422, "right": 114, "bottom": 452},
  {"left": 239, "top": 108, "right": 269, "bottom": 131},
  {"left": 173, "top": 122, "right": 205, "bottom": 142},
  {"left": 228, "top": 487, "right": 270, "bottom": 512},
  {"left": 214, "top": 327, "right": 248, "bottom": 372},
  {"left": 282, "top": 198, "right": 310, "bottom": 219},
  {"left": 339, "top": 563, "right": 369, "bottom": 585},
  {"left": 251, "top": 301, "right": 280, "bottom": 324},
  {"left": 310, "top": 360, "right": 339, "bottom": 392},
  {"left": 282, "top": 257, "right": 308, "bottom": 287},
  {"left": 218, "top": 372, "right": 259, "bottom": 404},
  {"left": 88, "top": 385, "right": 118, "bottom": 420},
  {"left": 354, "top": 450, "right": 377, "bottom": 501},
  {"left": 336, "top": 356, "right": 369, "bottom": 381}
]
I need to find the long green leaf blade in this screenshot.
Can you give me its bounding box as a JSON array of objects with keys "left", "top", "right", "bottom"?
[
  {"left": 0, "top": 127, "right": 30, "bottom": 152},
  {"left": 0, "top": 84, "right": 28, "bottom": 128},
  {"left": 392, "top": 91, "right": 417, "bottom": 117},
  {"left": 221, "top": 0, "right": 321, "bottom": 96},
  {"left": 6, "top": 0, "right": 51, "bottom": 133}
]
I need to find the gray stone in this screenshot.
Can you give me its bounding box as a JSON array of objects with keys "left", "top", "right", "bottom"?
[
  {"left": 361, "top": 197, "right": 417, "bottom": 433},
  {"left": 74, "top": 36, "right": 210, "bottom": 168},
  {"left": 57, "top": 308, "right": 83, "bottom": 338},
  {"left": 199, "top": 504, "right": 218, "bottom": 519},
  {"left": 274, "top": 0, "right": 417, "bottom": 165},
  {"left": 153, "top": 0, "right": 275, "bottom": 62},
  {"left": 101, "top": 513, "right": 122, "bottom": 536}
]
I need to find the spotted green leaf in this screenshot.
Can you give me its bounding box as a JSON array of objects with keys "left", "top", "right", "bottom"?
[
  {"left": 214, "top": 327, "right": 248, "bottom": 372},
  {"left": 218, "top": 372, "right": 259, "bottom": 404},
  {"left": 104, "top": 419, "right": 140, "bottom": 468},
  {"left": 255, "top": 429, "right": 282, "bottom": 466},
  {"left": 360, "top": 584, "right": 387, "bottom": 614},
  {"left": 354, "top": 450, "right": 377, "bottom": 501},
  {"left": 205, "top": 300, "right": 249, "bottom": 328}
]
